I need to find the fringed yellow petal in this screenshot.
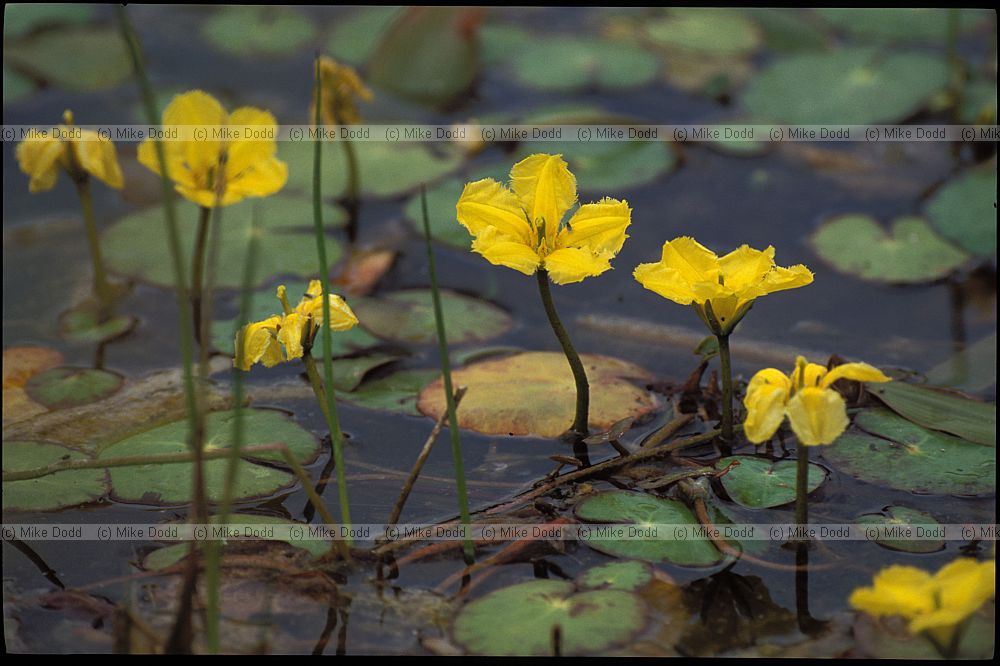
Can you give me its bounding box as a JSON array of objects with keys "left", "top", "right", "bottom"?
[
  {"left": 786, "top": 386, "right": 848, "bottom": 445},
  {"left": 73, "top": 132, "right": 124, "bottom": 189},
  {"left": 16, "top": 135, "right": 65, "bottom": 193},
  {"left": 543, "top": 247, "right": 613, "bottom": 285},
  {"left": 510, "top": 153, "right": 577, "bottom": 241},
  {"left": 742, "top": 368, "right": 791, "bottom": 443},
  {"left": 821, "top": 362, "right": 891, "bottom": 388},
  {"left": 558, "top": 197, "right": 631, "bottom": 255},
  {"left": 456, "top": 178, "right": 532, "bottom": 243},
  {"left": 471, "top": 226, "right": 541, "bottom": 276}
]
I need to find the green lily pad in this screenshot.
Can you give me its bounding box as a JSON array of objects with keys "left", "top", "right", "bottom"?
[
  {"left": 452, "top": 579, "right": 647, "bottom": 656},
  {"left": 58, "top": 304, "right": 136, "bottom": 344},
  {"left": 342, "top": 368, "right": 439, "bottom": 415},
  {"left": 3, "top": 3, "right": 96, "bottom": 37},
  {"left": 576, "top": 560, "right": 654, "bottom": 592},
  {"left": 480, "top": 23, "right": 533, "bottom": 66},
  {"left": 3, "top": 65, "right": 35, "bottom": 103},
  {"left": 367, "top": 7, "right": 480, "bottom": 106},
  {"left": 404, "top": 163, "right": 508, "bottom": 249},
  {"left": 575, "top": 491, "right": 722, "bottom": 566},
  {"left": 823, "top": 409, "right": 995, "bottom": 496},
  {"left": 516, "top": 140, "right": 676, "bottom": 192},
  {"left": 868, "top": 381, "right": 995, "bottom": 447},
  {"left": 926, "top": 333, "right": 997, "bottom": 393},
  {"left": 202, "top": 6, "right": 316, "bottom": 57},
  {"left": 715, "top": 456, "right": 827, "bottom": 509},
  {"left": 2, "top": 440, "right": 107, "bottom": 511},
  {"left": 418, "top": 353, "right": 658, "bottom": 438},
  {"left": 509, "top": 36, "right": 658, "bottom": 91},
  {"left": 280, "top": 140, "right": 464, "bottom": 199},
  {"left": 141, "top": 514, "right": 330, "bottom": 570},
  {"left": 742, "top": 47, "right": 949, "bottom": 124},
  {"left": 98, "top": 409, "right": 319, "bottom": 504},
  {"left": 810, "top": 215, "right": 969, "bottom": 283},
  {"left": 5, "top": 27, "right": 132, "bottom": 91},
  {"left": 855, "top": 506, "right": 944, "bottom": 553},
  {"left": 924, "top": 164, "right": 997, "bottom": 258},
  {"left": 353, "top": 289, "right": 511, "bottom": 345},
  {"left": 330, "top": 354, "right": 404, "bottom": 393},
  {"left": 818, "top": 8, "right": 989, "bottom": 43},
  {"left": 960, "top": 79, "right": 997, "bottom": 124},
  {"left": 104, "top": 196, "right": 345, "bottom": 289},
  {"left": 643, "top": 9, "right": 761, "bottom": 56},
  {"left": 325, "top": 6, "right": 402, "bottom": 66},
  {"left": 25, "top": 367, "right": 123, "bottom": 410},
  {"left": 743, "top": 8, "right": 829, "bottom": 52}
]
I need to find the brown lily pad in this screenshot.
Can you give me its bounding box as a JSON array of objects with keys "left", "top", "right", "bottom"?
[
  {"left": 417, "top": 352, "right": 658, "bottom": 438},
  {"left": 2, "top": 346, "right": 64, "bottom": 426}
]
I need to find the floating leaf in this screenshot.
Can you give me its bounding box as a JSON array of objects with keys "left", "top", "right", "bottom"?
[
  {"left": 853, "top": 605, "right": 994, "bottom": 659},
  {"left": 818, "top": 8, "right": 989, "bottom": 43},
  {"left": 202, "top": 6, "right": 316, "bottom": 57},
  {"left": 452, "top": 579, "right": 647, "bottom": 656},
  {"left": 98, "top": 409, "right": 319, "bottom": 504},
  {"left": 2, "top": 346, "right": 63, "bottom": 426},
  {"left": 855, "top": 506, "right": 944, "bottom": 553},
  {"left": 924, "top": 164, "right": 997, "bottom": 258},
  {"left": 480, "top": 23, "right": 532, "bottom": 66},
  {"left": 509, "top": 36, "right": 659, "bottom": 91},
  {"left": 333, "top": 248, "right": 396, "bottom": 296},
  {"left": 58, "top": 302, "right": 136, "bottom": 344},
  {"left": 343, "top": 368, "right": 439, "bottom": 415},
  {"left": 576, "top": 560, "right": 654, "bottom": 591},
  {"left": 743, "top": 48, "right": 949, "bottom": 124},
  {"left": 3, "top": 3, "right": 96, "bottom": 37},
  {"left": 743, "top": 8, "right": 829, "bottom": 52},
  {"left": 643, "top": 9, "right": 761, "bottom": 56},
  {"left": 104, "top": 197, "right": 345, "bottom": 289},
  {"left": 25, "top": 367, "right": 123, "bottom": 410},
  {"left": 142, "top": 514, "right": 330, "bottom": 570},
  {"left": 960, "top": 79, "right": 997, "bottom": 124},
  {"left": 810, "top": 215, "right": 968, "bottom": 283},
  {"left": 404, "top": 164, "right": 507, "bottom": 248},
  {"left": 575, "top": 491, "right": 721, "bottom": 565},
  {"left": 823, "top": 409, "right": 995, "bottom": 495},
  {"left": 367, "top": 7, "right": 482, "bottom": 106},
  {"left": 353, "top": 289, "right": 511, "bottom": 345},
  {"left": 516, "top": 140, "right": 676, "bottom": 192},
  {"left": 5, "top": 27, "right": 132, "bottom": 91},
  {"left": 868, "top": 381, "right": 995, "bottom": 447},
  {"left": 418, "top": 352, "right": 657, "bottom": 438},
  {"left": 330, "top": 354, "right": 404, "bottom": 393},
  {"left": 3, "top": 440, "right": 107, "bottom": 511},
  {"left": 926, "top": 333, "right": 997, "bottom": 393},
  {"left": 325, "top": 6, "right": 403, "bottom": 66},
  {"left": 280, "top": 140, "right": 464, "bottom": 199},
  {"left": 3, "top": 65, "right": 35, "bottom": 103},
  {"left": 715, "top": 456, "right": 826, "bottom": 509}
]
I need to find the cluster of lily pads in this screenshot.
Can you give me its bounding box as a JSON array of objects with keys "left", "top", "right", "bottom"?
[{"left": 3, "top": 5, "right": 997, "bottom": 658}]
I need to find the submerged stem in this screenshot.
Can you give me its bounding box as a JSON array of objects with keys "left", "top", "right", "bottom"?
[
  {"left": 190, "top": 206, "right": 211, "bottom": 344},
  {"left": 536, "top": 270, "right": 590, "bottom": 439},
  {"left": 717, "top": 333, "right": 734, "bottom": 450},
  {"left": 72, "top": 178, "right": 113, "bottom": 307},
  {"left": 795, "top": 441, "right": 809, "bottom": 534}
]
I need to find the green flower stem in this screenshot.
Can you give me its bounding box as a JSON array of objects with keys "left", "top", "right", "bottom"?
[
  {"left": 795, "top": 441, "right": 809, "bottom": 535},
  {"left": 302, "top": 351, "right": 333, "bottom": 428},
  {"left": 421, "top": 187, "right": 474, "bottom": 562},
  {"left": 536, "top": 269, "right": 589, "bottom": 439},
  {"left": 342, "top": 139, "right": 360, "bottom": 241},
  {"left": 312, "top": 56, "right": 353, "bottom": 556},
  {"left": 190, "top": 206, "right": 212, "bottom": 344},
  {"left": 717, "top": 333, "right": 734, "bottom": 448},
  {"left": 71, "top": 177, "right": 113, "bottom": 307}
]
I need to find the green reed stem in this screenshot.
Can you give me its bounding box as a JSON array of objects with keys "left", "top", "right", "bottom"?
[
  {"left": 717, "top": 333, "right": 734, "bottom": 447},
  {"left": 312, "top": 56, "right": 353, "bottom": 555},
  {"left": 71, "top": 178, "right": 113, "bottom": 306},
  {"left": 190, "top": 206, "right": 211, "bottom": 344},
  {"left": 536, "top": 269, "right": 589, "bottom": 438},
  {"left": 302, "top": 352, "right": 333, "bottom": 427},
  {"left": 420, "top": 186, "right": 474, "bottom": 562}
]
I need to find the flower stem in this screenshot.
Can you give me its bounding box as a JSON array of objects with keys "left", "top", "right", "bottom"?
[
  {"left": 72, "top": 178, "right": 113, "bottom": 307},
  {"left": 342, "top": 139, "right": 360, "bottom": 241},
  {"left": 536, "top": 269, "right": 589, "bottom": 439},
  {"left": 302, "top": 351, "right": 332, "bottom": 426},
  {"left": 717, "top": 333, "right": 734, "bottom": 450},
  {"left": 795, "top": 440, "right": 809, "bottom": 535},
  {"left": 190, "top": 206, "right": 211, "bottom": 344}
]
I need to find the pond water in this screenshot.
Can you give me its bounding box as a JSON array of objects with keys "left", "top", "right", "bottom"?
[{"left": 2, "top": 5, "right": 996, "bottom": 656}]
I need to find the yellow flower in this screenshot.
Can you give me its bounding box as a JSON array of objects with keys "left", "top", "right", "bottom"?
[
  {"left": 850, "top": 558, "right": 995, "bottom": 645},
  {"left": 137, "top": 90, "right": 287, "bottom": 207},
  {"left": 235, "top": 281, "right": 358, "bottom": 370},
  {"left": 743, "top": 356, "right": 890, "bottom": 445},
  {"left": 456, "top": 153, "right": 632, "bottom": 285},
  {"left": 311, "top": 56, "right": 373, "bottom": 126},
  {"left": 16, "top": 110, "right": 123, "bottom": 193},
  {"left": 633, "top": 237, "right": 813, "bottom": 334}
]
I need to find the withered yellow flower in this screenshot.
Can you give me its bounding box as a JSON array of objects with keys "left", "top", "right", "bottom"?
[
  {"left": 456, "top": 153, "right": 632, "bottom": 285},
  {"left": 634, "top": 237, "right": 813, "bottom": 334},
  {"left": 311, "top": 56, "right": 373, "bottom": 126},
  {"left": 235, "top": 280, "right": 358, "bottom": 371},
  {"left": 137, "top": 90, "right": 287, "bottom": 207},
  {"left": 849, "top": 558, "right": 995, "bottom": 645},
  {"left": 744, "top": 356, "right": 890, "bottom": 445},
  {"left": 16, "top": 110, "right": 123, "bottom": 192}
]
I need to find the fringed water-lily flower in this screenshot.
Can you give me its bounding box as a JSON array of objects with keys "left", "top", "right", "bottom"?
[
  {"left": 235, "top": 280, "right": 358, "bottom": 371},
  {"left": 744, "top": 356, "right": 890, "bottom": 445},
  {"left": 456, "top": 153, "right": 632, "bottom": 285},
  {"left": 16, "top": 110, "right": 123, "bottom": 192},
  {"left": 311, "top": 56, "right": 373, "bottom": 126},
  {"left": 137, "top": 90, "right": 287, "bottom": 207},
  {"left": 849, "top": 558, "right": 995, "bottom": 647},
  {"left": 634, "top": 237, "right": 813, "bottom": 334}
]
